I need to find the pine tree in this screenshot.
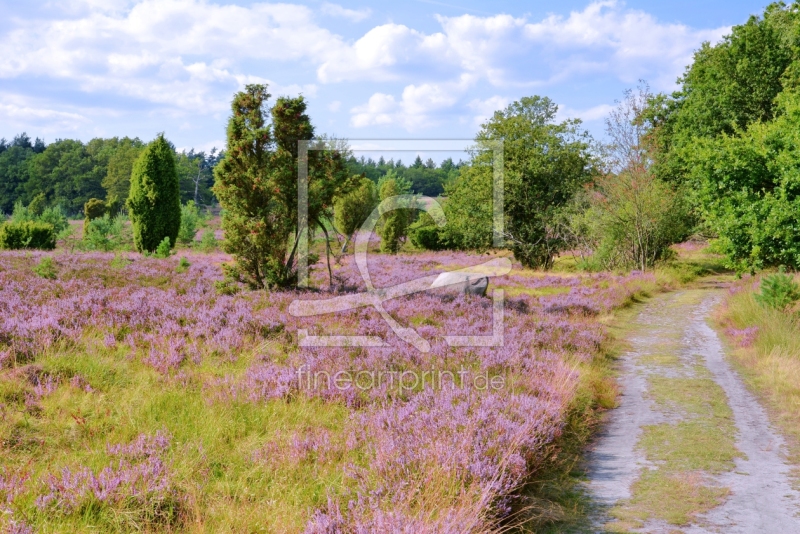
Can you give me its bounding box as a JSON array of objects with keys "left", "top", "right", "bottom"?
[{"left": 127, "top": 134, "right": 181, "bottom": 253}]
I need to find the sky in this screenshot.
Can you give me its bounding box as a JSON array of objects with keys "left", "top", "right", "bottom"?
[{"left": 0, "top": 0, "right": 771, "bottom": 160}]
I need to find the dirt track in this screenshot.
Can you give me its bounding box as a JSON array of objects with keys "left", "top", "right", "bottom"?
[{"left": 585, "top": 289, "right": 800, "bottom": 533}]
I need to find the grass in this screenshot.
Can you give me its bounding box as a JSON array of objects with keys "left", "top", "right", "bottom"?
[
  {"left": 605, "top": 289, "right": 742, "bottom": 531},
  {"left": 608, "top": 470, "right": 729, "bottom": 530},
  {"left": 716, "top": 276, "right": 800, "bottom": 473},
  {"left": 0, "top": 344, "right": 360, "bottom": 532}
]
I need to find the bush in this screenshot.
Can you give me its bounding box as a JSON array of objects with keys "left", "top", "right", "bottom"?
[
  {"left": 754, "top": 270, "right": 800, "bottom": 311},
  {"left": 378, "top": 176, "right": 410, "bottom": 254},
  {"left": 33, "top": 256, "right": 58, "bottom": 279},
  {"left": 84, "top": 215, "right": 124, "bottom": 251},
  {"left": 127, "top": 134, "right": 181, "bottom": 253},
  {"left": 333, "top": 176, "right": 378, "bottom": 252},
  {"left": 409, "top": 213, "right": 445, "bottom": 250},
  {"left": 28, "top": 193, "right": 47, "bottom": 217},
  {"left": 39, "top": 205, "right": 70, "bottom": 236},
  {"left": 154, "top": 236, "right": 172, "bottom": 259},
  {"left": 0, "top": 221, "right": 56, "bottom": 250},
  {"left": 176, "top": 256, "right": 190, "bottom": 273},
  {"left": 177, "top": 201, "right": 200, "bottom": 245},
  {"left": 198, "top": 230, "right": 217, "bottom": 253}
]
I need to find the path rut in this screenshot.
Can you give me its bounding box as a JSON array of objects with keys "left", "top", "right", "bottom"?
[{"left": 585, "top": 288, "right": 800, "bottom": 533}]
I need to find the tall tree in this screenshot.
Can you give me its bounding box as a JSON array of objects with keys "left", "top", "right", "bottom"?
[
  {"left": 127, "top": 134, "right": 181, "bottom": 252},
  {"left": 214, "top": 84, "right": 352, "bottom": 289},
  {"left": 25, "top": 139, "right": 104, "bottom": 213},
  {"left": 445, "top": 96, "right": 595, "bottom": 268},
  {"left": 101, "top": 137, "right": 146, "bottom": 202}
]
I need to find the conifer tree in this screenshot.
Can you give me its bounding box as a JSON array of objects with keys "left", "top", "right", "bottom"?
[{"left": 127, "top": 134, "right": 181, "bottom": 253}]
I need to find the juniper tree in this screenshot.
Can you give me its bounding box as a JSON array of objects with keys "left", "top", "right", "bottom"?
[
  {"left": 214, "top": 84, "right": 353, "bottom": 289},
  {"left": 126, "top": 134, "right": 181, "bottom": 253}
]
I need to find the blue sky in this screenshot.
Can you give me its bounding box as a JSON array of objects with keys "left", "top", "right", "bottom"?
[{"left": 0, "top": 0, "right": 770, "bottom": 159}]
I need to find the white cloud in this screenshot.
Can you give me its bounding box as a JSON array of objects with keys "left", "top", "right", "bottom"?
[
  {"left": 351, "top": 77, "right": 471, "bottom": 130},
  {"left": 467, "top": 96, "right": 509, "bottom": 126},
  {"left": 0, "top": 0, "right": 731, "bottom": 138},
  {"left": 319, "top": 1, "right": 728, "bottom": 90},
  {"left": 0, "top": 0, "right": 342, "bottom": 114},
  {"left": 321, "top": 2, "right": 371, "bottom": 22},
  {"left": 0, "top": 93, "right": 95, "bottom": 135},
  {"left": 557, "top": 103, "right": 615, "bottom": 123}
]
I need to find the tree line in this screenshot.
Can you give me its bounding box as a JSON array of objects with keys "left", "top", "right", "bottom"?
[
  {"left": 4, "top": 1, "right": 799, "bottom": 282},
  {"left": 0, "top": 133, "right": 223, "bottom": 215}
]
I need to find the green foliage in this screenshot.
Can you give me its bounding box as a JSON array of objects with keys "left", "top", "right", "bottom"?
[
  {"left": 33, "top": 255, "right": 58, "bottom": 279},
  {"left": 0, "top": 220, "right": 56, "bottom": 250},
  {"left": 585, "top": 173, "right": 689, "bottom": 270},
  {"left": 214, "top": 84, "right": 352, "bottom": 288},
  {"left": 105, "top": 194, "right": 122, "bottom": 218},
  {"left": 650, "top": 4, "right": 800, "bottom": 185},
  {"left": 176, "top": 256, "right": 191, "bottom": 273},
  {"left": 409, "top": 212, "right": 445, "bottom": 250},
  {"left": 754, "top": 269, "right": 800, "bottom": 311},
  {"left": 25, "top": 139, "right": 106, "bottom": 213},
  {"left": 154, "top": 236, "right": 173, "bottom": 259},
  {"left": 38, "top": 205, "right": 69, "bottom": 237},
  {"left": 83, "top": 214, "right": 125, "bottom": 251},
  {"left": 378, "top": 176, "right": 410, "bottom": 254},
  {"left": 177, "top": 201, "right": 200, "bottom": 245},
  {"left": 440, "top": 164, "right": 494, "bottom": 251},
  {"left": 687, "top": 91, "right": 800, "bottom": 272},
  {"left": 27, "top": 192, "right": 47, "bottom": 217},
  {"left": 198, "top": 230, "right": 218, "bottom": 253},
  {"left": 101, "top": 137, "right": 146, "bottom": 202},
  {"left": 83, "top": 197, "right": 107, "bottom": 237},
  {"left": 333, "top": 176, "right": 378, "bottom": 251},
  {"left": 445, "top": 97, "right": 594, "bottom": 268},
  {"left": 345, "top": 155, "right": 461, "bottom": 196},
  {"left": 10, "top": 200, "right": 32, "bottom": 223},
  {"left": 127, "top": 134, "right": 181, "bottom": 253}
]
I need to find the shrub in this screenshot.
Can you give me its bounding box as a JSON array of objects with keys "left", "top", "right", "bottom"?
[
  {"left": 38, "top": 205, "right": 69, "bottom": 236},
  {"left": 84, "top": 215, "right": 124, "bottom": 251},
  {"left": 754, "top": 270, "right": 800, "bottom": 311},
  {"left": 84, "top": 198, "right": 106, "bottom": 221},
  {"left": 198, "top": 230, "right": 217, "bottom": 253},
  {"left": 378, "top": 176, "right": 410, "bottom": 254},
  {"left": 333, "top": 176, "right": 378, "bottom": 252},
  {"left": 28, "top": 193, "right": 47, "bottom": 217},
  {"left": 33, "top": 256, "right": 58, "bottom": 279},
  {"left": 127, "top": 134, "right": 181, "bottom": 253},
  {"left": 154, "top": 236, "right": 172, "bottom": 259},
  {"left": 9, "top": 200, "right": 32, "bottom": 223},
  {"left": 177, "top": 201, "right": 200, "bottom": 245},
  {"left": 0, "top": 221, "right": 56, "bottom": 250},
  {"left": 409, "top": 213, "right": 445, "bottom": 250},
  {"left": 176, "top": 256, "right": 190, "bottom": 273}
]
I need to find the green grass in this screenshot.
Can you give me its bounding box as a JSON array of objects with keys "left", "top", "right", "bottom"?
[
  {"left": 0, "top": 344, "right": 361, "bottom": 533},
  {"left": 606, "top": 289, "right": 741, "bottom": 530},
  {"left": 609, "top": 470, "right": 729, "bottom": 529},
  {"left": 717, "top": 277, "right": 800, "bottom": 474}
]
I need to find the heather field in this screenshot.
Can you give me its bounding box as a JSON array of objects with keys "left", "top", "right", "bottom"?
[{"left": 0, "top": 249, "right": 657, "bottom": 533}]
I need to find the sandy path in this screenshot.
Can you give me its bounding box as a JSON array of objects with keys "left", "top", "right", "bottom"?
[{"left": 585, "top": 289, "right": 800, "bottom": 533}]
